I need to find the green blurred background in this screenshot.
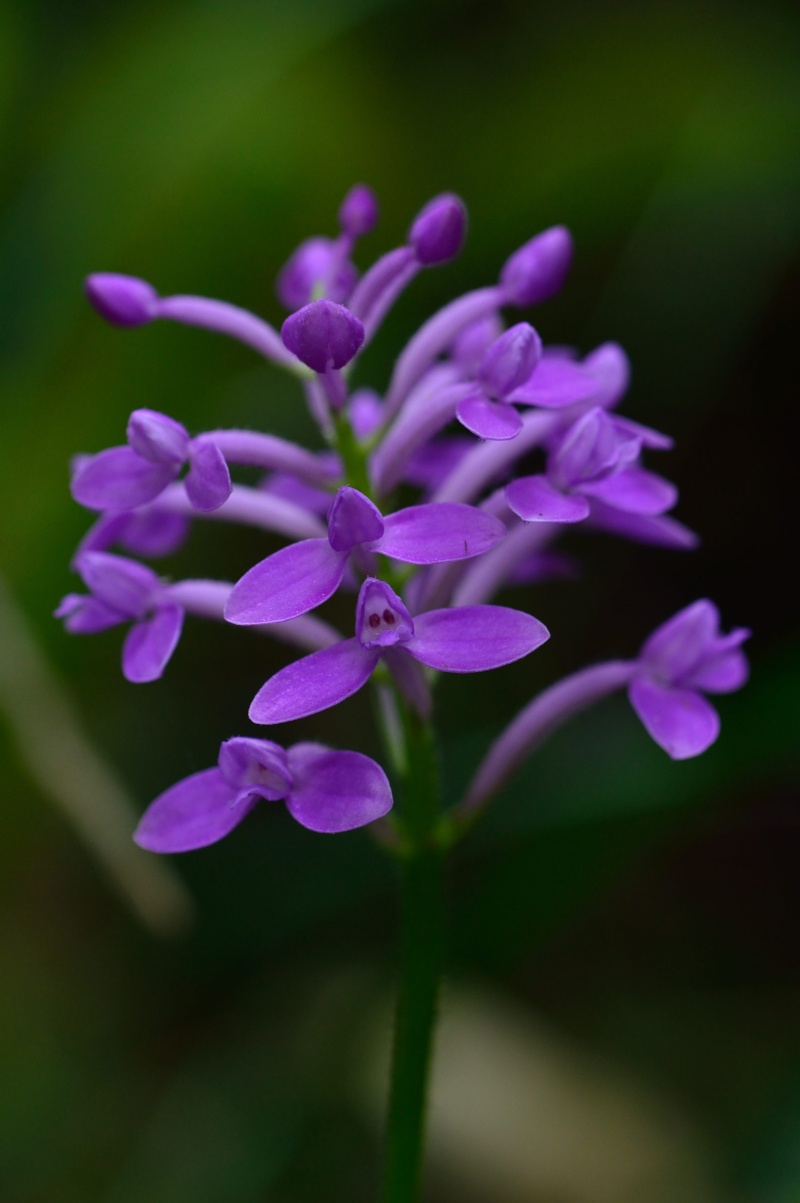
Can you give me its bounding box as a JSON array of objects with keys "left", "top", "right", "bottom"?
[{"left": 1, "top": 0, "right": 799, "bottom": 1199}]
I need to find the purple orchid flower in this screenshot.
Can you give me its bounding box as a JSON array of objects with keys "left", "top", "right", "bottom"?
[
  {"left": 629, "top": 599, "right": 750, "bottom": 759},
  {"left": 224, "top": 486, "right": 507, "bottom": 626},
  {"left": 249, "top": 576, "right": 549, "bottom": 725},
  {"left": 505, "top": 406, "right": 677, "bottom": 524},
  {"left": 55, "top": 551, "right": 185, "bottom": 683},
  {"left": 134, "top": 736, "right": 393, "bottom": 850}
]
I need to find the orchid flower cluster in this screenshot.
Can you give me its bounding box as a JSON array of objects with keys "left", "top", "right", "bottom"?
[{"left": 59, "top": 185, "right": 749, "bottom": 855}]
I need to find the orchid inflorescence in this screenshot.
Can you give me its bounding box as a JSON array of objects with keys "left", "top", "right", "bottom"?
[{"left": 60, "top": 185, "right": 749, "bottom": 854}]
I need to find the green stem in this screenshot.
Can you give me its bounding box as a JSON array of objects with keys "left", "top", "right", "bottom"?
[{"left": 382, "top": 713, "right": 447, "bottom": 1203}]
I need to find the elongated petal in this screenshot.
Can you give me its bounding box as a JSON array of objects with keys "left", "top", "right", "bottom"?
[
  {"left": 71, "top": 446, "right": 177, "bottom": 510},
  {"left": 249, "top": 639, "right": 379, "bottom": 724},
  {"left": 407, "top": 606, "right": 549, "bottom": 672},
  {"left": 134, "top": 767, "right": 254, "bottom": 852},
  {"left": 55, "top": 593, "right": 125, "bottom": 633},
  {"left": 587, "top": 499, "right": 699, "bottom": 549},
  {"left": 285, "top": 744, "right": 392, "bottom": 832},
  {"left": 506, "top": 476, "right": 590, "bottom": 523},
  {"left": 640, "top": 599, "right": 719, "bottom": 682},
  {"left": 77, "top": 550, "right": 160, "bottom": 616},
  {"left": 456, "top": 395, "right": 522, "bottom": 441},
  {"left": 185, "top": 437, "right": 232, "bottom": 511},
  {"left": 378, "top": 503, "right": 506, "bottom": 563},
  {"left": 508, "top": 356, "right": 597, "bottom": 409},
  {"left": 580, "top": 466, "right": 677, "bottom": 515},
  {"left": 225, "top": 540, "right": 346, "bottom": 625},
  {"left": 629, "top": 677, "right": 720, "bottom": 759},
  {"left": 122, "top": 604, "right": 184, "bottom": 682}
]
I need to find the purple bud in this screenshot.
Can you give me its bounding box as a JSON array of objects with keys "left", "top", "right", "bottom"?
[
  {"left": 409, "top": 194, "right": 467, "bottom": 266},
  {"left": 478, "top": 323, "right": 542, "bottom": 398},
  {"left": 276, "top": 238, "right": 358, "bottom": 310},
  {"left": 499, "top": 226, "right": 573, "bottom": 306},
  {"left": 126, "top": 409, "right": 190, "bottom": 465},
  {"left": 327, "top": 487, "right": 385, "bottom": 552},
  {"left": 85, "top": 273, "right": 159, "bottom": 327},
  {"left": 281, "top": 299, "right": 365, "bottom": 372},
  {"left": 451, "top": 315, "right": 504, "bottom": 373},
  {"left": 338, "top": 184, "right": 379, "bottom": 237}
]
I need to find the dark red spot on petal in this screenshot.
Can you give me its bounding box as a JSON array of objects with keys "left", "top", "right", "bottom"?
[
  {"left": 383, "top": 609, "right": 396, "bottom": 624},
  {"left": 368, "top": 613, "right": 381, "bottom": 628}
]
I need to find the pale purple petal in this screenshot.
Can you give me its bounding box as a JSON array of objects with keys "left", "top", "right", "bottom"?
[
  {"left": 478, "top": 323, "right": 541, "bottom": 398},
  {"left": 552, "top": 408, "right": 634, "bottom": 488},
  {"left": 505, "top": 476, "right": 590, "bottom": 523},
  {"left": 629, "top": 677, "right": 720, "bottom": 759},
  {"left": 348, "top": 389, "right": 384, "bottom": 438},
  {"left": 586, "top": 500, "right": 699, "bottom": 549},
  {"left": 117, "top": 509, "right": 190, "bottom": 557},
  {"left": 406, "top": 605, "right": 549, "bottom": 672},
  {"left": 126, "top": 409, "right": 190, "bottom": 465},
  {"left": 71, "top": 446, "right": 177, "bottom": 510},
  {"left": 55, "top": 593, "right": 124, "bottom": 633},
  {"left": 285, "top": 744, "right": 392, "bottom": 832},
  {"left": 77, "top": 551, "right": 159, "bottom": 616},
  {"left": 456, "top": 394, "right": 522, "bottom": 441},
  {"left": 327, "top": 487, "right": 384, "bottom": 552},
  {"left": 122, "top": 604, "right": 184, "bottom": 683},
  {"left": 378, "top": 503, "right": 506, "bottom": 563},
  {"left": 582, "top": 342, "right": 630, "bottom": 408},
  {"left": 134, "top": 767, "right": 254, "bottom": 852},
  {"left": 612, "top": 415, "right": 673, "bottom": 451},
  {"left": 185, "top": 437, "right": 232, "bottom": 511},
  {"left": 687, "top": 647, "right": 750, "bottom": 694},
  {"left": 249, "top": 639, "right": 379, "bottom": 724},
  {"left": 383, "top": 648, "right": 433, "bottom": 718},
  {"left": 579, "top": 466, "right": 678, "bottom": 515},
  {"left": 225, "top": 540, "right": 347, "bottom": 625},
  {"left": 508, "top": 354, "right": 597, "bottom": 409}
]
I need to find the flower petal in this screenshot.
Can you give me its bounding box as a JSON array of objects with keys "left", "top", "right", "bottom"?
[
  {"left": 579, "top": 466, "right": 678, "bottom": 515},
  {"left": 249, "top": 639, "right": 379, "bottom": 724},
  {"left": 122, "top": 604, "right": 184, "bottom": 682},
  {"left": 55, "top": 593, "right": 124, "bottom": 633},
  {"left": 71, "top": 446, "right": 177, "bottom": 510},
  {"left": 285, "top": 744, "right": 393, "bottom": 832},
  {"left": 629, "top": 677, "right": 720, "bottom": 759},
  {"left": 640, "top": 599, "right": 719, "bottom": 682},
  {"left": 225, "top": 540, "right": 347, "bottom": 625},
  {"left": 327, "top": 487, "right": 384, "bottom": 552},
  {"left": 406, "top": 605, "right": 549, "bottom": 672},
  {"left": 378, "top": 503, "right": 506, "bottom": 563},
  {"left": 506, "top": 476, "right": 590, "bottom": 523},
  {"left": 456, "top": 394, "right": 522, "bottom": 441},
  {"left": 508, "top": 355, "right": 597, "bottom": 409},
  {"left": 185, "top": 437, "right": 232, "bottom": 511},
  {"left": 688, "top": 647, "right": 750, "bottom": 694},
  {"left": 134, "top": 767, "right": 254, "bottom": 852},
  {"left": 587, "top": 500, "right": 699, "bottom": 549},
  {"left": 77, "top": 551, "right": 160, "bottom": 616}
]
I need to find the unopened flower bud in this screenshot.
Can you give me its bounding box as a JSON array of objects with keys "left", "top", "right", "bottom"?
[
  {"left": 85, "top": 273, "right": 159, "bottom": 326},
  {"left": 409, "top": 194, "right": 467, "bottom": 265},
  {"left": 500, "top": 226, "right": 573, "bottom": 306},
  {"left": 276, "top": 238, "right": 357, "bottom": 310},
  {"left": 281, "top": 299, "right": 365, "bottom": 372},
  {"left": 338, "top": 184, "right": 379, "bottom": 237},
  {"left": 127, "top": 409, "right": 190, "bottom": 465},
  {"left": 478, "top": 323, "right": 542, "bottom": 398}
]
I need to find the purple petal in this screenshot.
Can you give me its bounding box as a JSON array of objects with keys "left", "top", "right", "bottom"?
[
  {"left": 285, "top": 744, "right": 392, "bottom": 832},
  {"left": 217, "top": 737, "right": 291, "bottom": 799},
  {"left": 85, "top": 273, "right": 159, "bottom": 327},
  {"left": 338, "top": 184, "right": 379, "bottom": 237},
  {"left": 406, "top": 605, "right": 549, "bottom": 672},
  {"left": 116, "top": 509, "right": 190, "bottom": 557},
  {"left": 586, "top": 500, "right": 699, "bottom": 549},
  {"left": 451, "top": 315, "right": 504, "bottom": 373},
  {"left": 249, "top": 639, "right": 379, "bottom": 724},
  {"left": 579, "top": 466, "right": 678, "bottom": 515},
  {"left": 552, "top": 408, "right": 633, "bottom": 488},
  {"left": 77, "top": 551, "right": 160, "bottom": 616},
  {"left": 506, "top": 476, "right": 590, "bottom": 523},
  {"left": 348, "top": 389, "right": 384, "bottom": 438},
  {"left": 499, "top": 226, "right": 573, "bottom": 306},
  {"left": 71, "top": 446, "right": 178, "bottom": 510},
  {"left": 281, "top": 299, "right": 364, "bottom": 372},
  {"left": 134, "top": 767, "right": 253, "bottom": 852},
  {"left": 185, "top": 437, "right": 232, "bottom": 511},
  {"left": 378, "top": 503, "right": 506, "bottom": 563},
  {"left": 456, "top": 394, "right": 523, "bottom": 441},
  {"left": 122, "top": 604, "right": 184, "bottom": 683},
  {"left": 127, "top": 409, "right": 190, "bottom": 465},
  {"left": 55, "top": 593, "right": 125, "bottom": 633},
  {"left": 508, "top": 355, "right": 597, "bottom": 409},
  {"left": 629, "top": 677, "right": 720, "bottom": 759},
  {"left": 611, "top": 414, "right": 673, "bottom": 451},
  {"left": 686, "top": 632, "right": 750, "bottom": 694},
  {"left": 276, "top": 237, "right": 356, "bottom": 310},
  {"left": 582, "top": 342, "right": 630, "bottom": 408},
  {"left": 383, "top": 647, "right": 433, "bottom": 718},
  {"left": 409, "top": 194, "right": 467, "bottom": 265},
  {"left": 225, "top": 539, "right": 347, "bottom": 625},
  {"left": 640, "top": 599, "right": 719, "bottom": 683},
  {"left": 478, "top": 323, "right": 542, "bottom": 398},
  {"left": 327, "top": 487, "right": 384, "bottom": 552}
]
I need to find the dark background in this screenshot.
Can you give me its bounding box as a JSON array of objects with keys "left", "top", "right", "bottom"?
[{"left": 1, "top": 1, "right": 798, "bottom": 1199}]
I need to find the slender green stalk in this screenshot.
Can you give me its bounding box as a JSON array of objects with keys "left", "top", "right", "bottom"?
[{"left": 382, "top": 711, "right": 447, "bottom": 1203}]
